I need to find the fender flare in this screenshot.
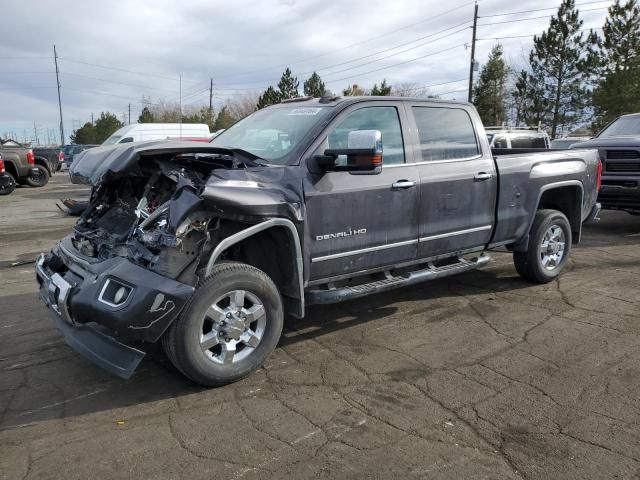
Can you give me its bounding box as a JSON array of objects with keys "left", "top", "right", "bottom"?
[
  {"left": 204, "top": 218, "right": 305, "bottom": 317},
  {"left": 513, "top": 180, "right": 584, "bottom": 251}
]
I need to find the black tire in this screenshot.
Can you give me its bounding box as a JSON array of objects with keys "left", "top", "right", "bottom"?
[
  {"left": 513, "top": 209, "right": 572, "bottom": 284},
  {"left": 0, "top": 173, "right": 16, "bottom": 196},
  {"left": 162, "top": 262, "right": 283, "bottom": 386},
  {"left": 25, "top": 166, "right": 50, "bottom": 187}
]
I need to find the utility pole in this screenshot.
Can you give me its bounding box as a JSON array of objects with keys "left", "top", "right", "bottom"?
[
  {"left": 33, "top": 122, "right": 39, "bottom": 145},
  {"left": 467, "top": 3, "right": 479, "bottom": 103},
  {"left": 209, "top": 78, "right": 213, "bottom": 113},
  {"left": 53, "top": 45, "right": 65, "bottom": 145},
  {"left": 128, "top": 103, "right": 131, "bottom": 124},
  {"left": 179, "top": 74, "right": 182, "bottom": 136},
  {"left": 91, "top": 112, "right": 94, "bottom": 126}
]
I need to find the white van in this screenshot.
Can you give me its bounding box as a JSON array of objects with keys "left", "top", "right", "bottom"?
[{"left": 102, "top": 123, "right": 210, "bottom": 145}]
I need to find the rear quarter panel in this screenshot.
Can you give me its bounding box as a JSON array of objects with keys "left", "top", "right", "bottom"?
[{"left": 491, "top": 149, "right": 599, "bottom": 246}]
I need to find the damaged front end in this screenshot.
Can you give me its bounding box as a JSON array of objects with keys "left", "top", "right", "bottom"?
[{"left": 36, "top": 142, "right": 303, "bottom": 378}]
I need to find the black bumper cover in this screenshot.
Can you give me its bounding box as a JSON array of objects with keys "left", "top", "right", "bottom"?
[{"left": 36, "top": 238, "right": 195, "bottom": 379}]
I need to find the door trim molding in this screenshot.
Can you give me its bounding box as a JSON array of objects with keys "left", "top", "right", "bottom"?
[
  {"left": 311, "top": 238, "right": 418, "bottom": 263},
  {"left": 310, "top": 225, "right": 493, "bottom": 263},
  {"left": 419, "top": 225, "right": 492, "bottom": 242}
]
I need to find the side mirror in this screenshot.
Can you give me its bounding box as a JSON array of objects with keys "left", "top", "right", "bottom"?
[{"left": 319, "top": 130, "right": 383, "bottom": 174}]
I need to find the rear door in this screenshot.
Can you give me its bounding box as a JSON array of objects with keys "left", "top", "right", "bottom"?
[
  {"left": 407, "top": 104, "right": 497, "bottom": 258},
  {"left": 303, "top": 102, "right": 420, "bottom": 281}
]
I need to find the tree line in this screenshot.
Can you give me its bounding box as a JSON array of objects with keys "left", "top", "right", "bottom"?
[{"left": 472, "top": 0, "right": 640, "bottom": 138}]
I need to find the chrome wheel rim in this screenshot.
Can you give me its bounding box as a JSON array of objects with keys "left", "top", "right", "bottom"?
[
  {"left": 539, "top": 224, "right": 566, "bottom": 271},
  {"left": 200, "top": 290, "right": 266, "bottom": 365}
]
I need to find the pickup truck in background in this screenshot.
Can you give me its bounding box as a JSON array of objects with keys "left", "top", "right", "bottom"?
[
  {"left": 0, "top": 142, "right": 50, "bottom": 188},
  {"left": 36, "top": 96, "right": 601, "bottom": 387},
  {"left": 571, "top": 113, "right": 640, "bottom": 215},
  {"left": 34, "top": 146, "right": 64, "bottom": 174}
]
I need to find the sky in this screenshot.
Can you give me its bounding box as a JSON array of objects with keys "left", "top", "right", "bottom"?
[{"left": 0, "top": 0, "right": 613, "bottom": 144}]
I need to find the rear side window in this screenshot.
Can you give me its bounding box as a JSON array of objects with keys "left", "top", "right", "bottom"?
[
  {"left": 412, "top": 107, "right": 479, "bottom": 161},
  {"left": 509, "top": 134, "right": 547, "bottom": 149}
]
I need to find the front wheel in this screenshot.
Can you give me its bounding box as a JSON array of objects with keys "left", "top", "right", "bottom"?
[
  {"left": 25, "top": 166, "right": 49, "bottom": 187},
  {"left": 162, "top": 262, "right": 283, "bottom": 386},
  {"left": 513, "top": 209, "right": 572, "bottom": 283}
]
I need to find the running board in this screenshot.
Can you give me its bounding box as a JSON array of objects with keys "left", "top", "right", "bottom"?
[{"left": 306, "top": 253, "right": 491, "bottom": 305}]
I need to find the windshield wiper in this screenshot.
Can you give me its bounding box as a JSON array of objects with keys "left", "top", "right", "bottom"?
[{"left": 228, "top": 148, "right": 270, "bottom": 167}]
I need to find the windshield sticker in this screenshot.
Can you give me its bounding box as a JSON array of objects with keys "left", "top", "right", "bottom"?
[{"left": 288, "top": 108, "right": 322, "bottom": 116}]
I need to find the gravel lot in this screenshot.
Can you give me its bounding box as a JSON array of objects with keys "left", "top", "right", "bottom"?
[{"left": 1, "top": 174, "right": 639, "bottom": 479}]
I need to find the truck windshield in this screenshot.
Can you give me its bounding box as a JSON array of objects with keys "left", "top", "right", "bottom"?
[
  {"left": 598, "top": 115, "right": 640, "bottom": 137},
  {"left": 211, "top": 106, "right": 331, "bottom": 164},
  {"left": 103, "top": 136, "right": 122, "bottom": 145}
]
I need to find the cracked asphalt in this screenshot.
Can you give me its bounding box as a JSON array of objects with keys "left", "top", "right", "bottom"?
[{"left": 1, "top": 175, "right": 640, "bottom": 479}]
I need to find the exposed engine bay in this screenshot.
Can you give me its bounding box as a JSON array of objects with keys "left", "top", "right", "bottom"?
[{"left": 72, "top": 152, "right": 247, "bottom": 285}]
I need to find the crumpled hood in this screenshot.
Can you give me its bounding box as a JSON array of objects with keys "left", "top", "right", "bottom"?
[
  {"left": 69, "top": 140, "right": 242, "bottom": 185},
  {"left": 69, "top": 139, "right": 305, "bottom": 222}
]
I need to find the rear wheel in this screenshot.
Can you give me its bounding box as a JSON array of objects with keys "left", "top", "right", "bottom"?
[
  {"left": 513, "top": 209, "right": 572, "bottom": 283},
  {"left": 0, "top": 173, "right": 16, "bottom": 195},
  {"left": 25, "top": 166, "right": 49, "bottom": 187},
  {"left": 162, "top": 262, "right": 283, "bottom": 386}
]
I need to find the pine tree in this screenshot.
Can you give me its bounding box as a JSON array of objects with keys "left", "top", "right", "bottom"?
[
  {"left": 512, "top": 71, "right": 548, "bottom": 127},
  {"left": 370, "top": 79, "right": 392, "bottom": 96},
  {"left": 137, "top": 107, "right": 154, "bottom": 123},
  {"left": 256, "top": 86, "right": 281, "bottom": 109},
  {"left": 591, "top": 0, "right": 640, "bottom": 129},
  {"left": 303, "top": 72, "right": 325, "bottom": 97},
  {"left": 472, "top": 45, "right": 508, "bottom": 126},
  {"left": 527, "top": 0, "right": 596, "bottom": 138},
  {"left": 277, "top": 68, "right": 299, "bottom": 99},
  {"left": 214, "top": 106, "right": 235, "bottom": 130}
]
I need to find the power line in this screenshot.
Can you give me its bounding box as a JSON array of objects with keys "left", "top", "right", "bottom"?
[
  {"left": 326, "top": 43, "right": 466, "bottom": 84},
  {"left": 216, "top": 22, "right": 472, "bottom": 89},
  {"left": 476, "top": 26, "right": 603, "bottom": 41},
  {"left": 478, "top": 0, "right": 611, "bottom": 18},
  {"left": 60, "top": 71, "right": 179, "bottom": 93},
  {"left": 477, "top": 6, "right": 609, "bottom": 26},
  {"left": 57, "top": 57, "right": 200, "bottom": 85},
  {"left": 212, "top": 1, "right": 477, "bottom": 81}
]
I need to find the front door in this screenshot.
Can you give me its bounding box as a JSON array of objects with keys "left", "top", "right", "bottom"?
[
  {"left": 303, "top": 103, "right": 420, "bottom": 281},
  {"left": 407, "top": 104, "right": 497, "bottom": 258}
]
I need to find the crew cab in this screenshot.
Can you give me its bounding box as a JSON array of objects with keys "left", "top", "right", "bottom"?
[
  {"left": 36, "top": 96, "right": 601, "bottom": 386},
  {"left": 571, "top": 113, "right": 640, "bottom": 214}
]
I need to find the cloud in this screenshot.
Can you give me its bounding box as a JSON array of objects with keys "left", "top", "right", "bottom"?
[{"left": 0, "top": 0, "right": 611, "bottom": 142}]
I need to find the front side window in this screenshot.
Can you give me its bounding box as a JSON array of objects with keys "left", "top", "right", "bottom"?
[
  {"left": 325, "top": 106, "right": 405, "bottom": 165},
  {"left": 412, "top": 107, "right": 479, "bottom": 161}
]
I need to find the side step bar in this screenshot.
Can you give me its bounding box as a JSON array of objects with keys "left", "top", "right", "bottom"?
[{"left": 306, "top": 253, "right": 491, "bottom": 305}]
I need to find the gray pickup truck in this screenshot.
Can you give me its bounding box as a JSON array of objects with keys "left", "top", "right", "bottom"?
[
  {"left": 36, "top": 96, "right": 601, "bottom": 386},
  {"left": 0, "top": 142, "right": 50, "bottom": 188}
]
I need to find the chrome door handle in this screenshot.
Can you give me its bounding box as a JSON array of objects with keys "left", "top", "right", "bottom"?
[
  {"left": 474, "top": 172, "right": 493, "bottom": 181},
  {"left": 392, "top": 180, "right": 416, "bottom": 189}
]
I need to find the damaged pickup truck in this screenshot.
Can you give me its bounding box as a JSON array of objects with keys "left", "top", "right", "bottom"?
[{"left": 36, "top": 96, "right": 601, "bottom": 386}]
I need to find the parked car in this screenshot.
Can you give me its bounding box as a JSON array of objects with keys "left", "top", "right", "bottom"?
[
  {"left": 37, "top": 96, "right": 600, "bottom": 386},
  {"left": 486, "top": 126, "right": 550, "bottom": 149},
  {"left": 0, "top": 141, "right": 49, "bottom": 187},
  {"left": 102, "top": 123, "right": 210, "bottom": 145},
  {"left": 62, "top": 144, "right": 99, "bottom": 169},
  {"left": 550, "top": 137, "right": 590, "bottom": 149},
  {"left": 0, "top": 154, "right": 17, "bottom": 195},
  {"left": 570, "top": 113, "right": 640, "bottom": 215},
  {"left": 33, "top": 146, "right": 64, "bottom": 173}
]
